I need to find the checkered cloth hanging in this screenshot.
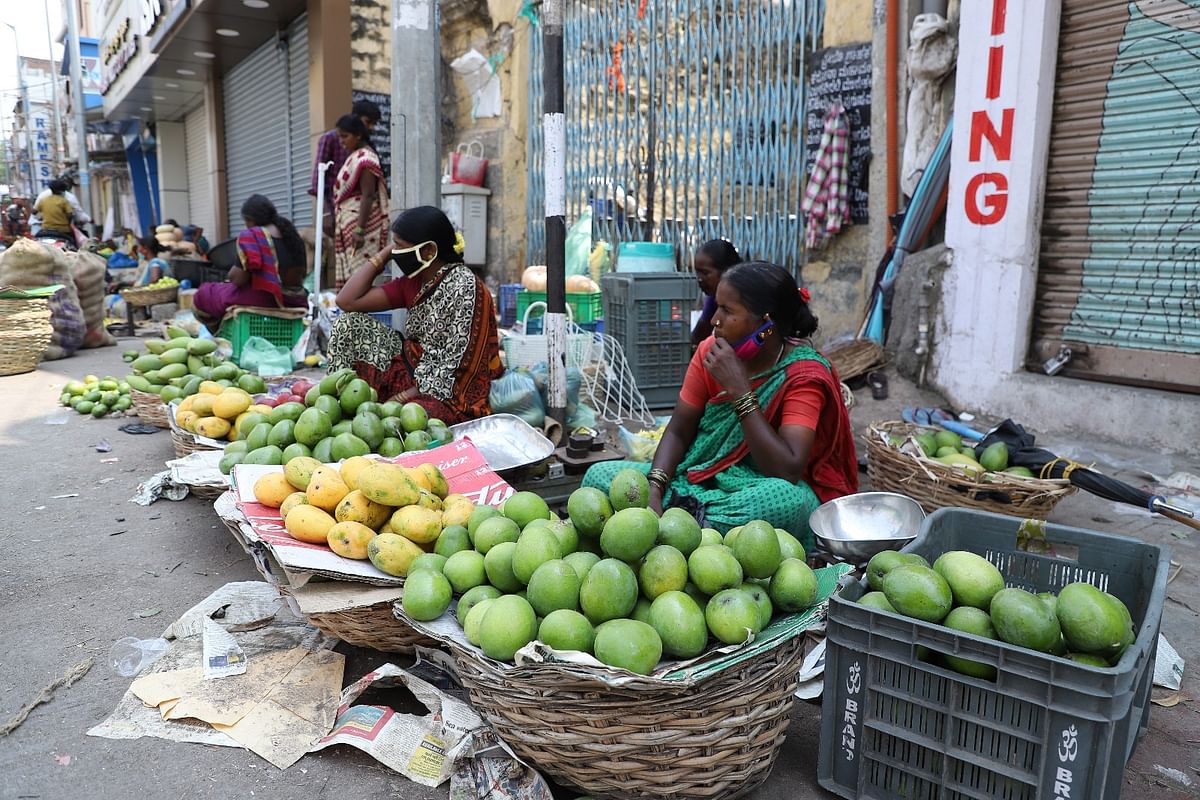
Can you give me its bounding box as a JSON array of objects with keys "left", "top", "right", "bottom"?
[{"left": 802, "top": 102, "right": 851, "bottom": 250}]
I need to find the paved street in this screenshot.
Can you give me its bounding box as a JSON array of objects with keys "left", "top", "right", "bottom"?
[{"left": 0, "top": 342, "right": 1197, "bottom": 799}]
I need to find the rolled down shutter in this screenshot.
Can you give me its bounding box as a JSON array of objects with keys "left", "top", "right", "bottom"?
[
  {"left": 223, "top": 36, "right": 289, "bottom": 235},
  {"left": 1033, "top": 0, "right": 1200, "bottom": 392},
  {"left": 184, "top": 103, "right": 213, "bottom": 236},
  {"left": 286, "top": 15, "right": 312, "bottom": 228}
]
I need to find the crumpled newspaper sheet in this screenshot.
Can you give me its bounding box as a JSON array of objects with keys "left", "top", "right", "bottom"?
[
  {"left": 130, "top": 470, "right": 190, "bottom": 505},
  {"left": 167, "top": 450, "right": 227, "bottom": 489}
]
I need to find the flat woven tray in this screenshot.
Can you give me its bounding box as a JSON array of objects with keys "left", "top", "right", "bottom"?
[
  {"left": 0, "top": 297, "right": 52, "bottom": 376},
  {"left": 131, "top": 388, "right": 170, "bottom": 428},
  {"left": 121, "top": 285, "right": 178, "bottom": 307},
  {"left": 866, "top": 420, "right": 1076, "bottom": 519},
  {"left": 824, "top": 338, "right": 885, "bottom": 381},
  {"left": 306, "top": 601, "right": 442, "bottom": 654}
]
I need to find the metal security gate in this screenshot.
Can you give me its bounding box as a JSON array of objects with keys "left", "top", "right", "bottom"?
[
  {"left": 527, "top": 0, "right": 824, "bottom": 268},
  {"left": 184, "top": 102, "right": 214, "bottom": 236},
  {"left": 1033, "top": 0, "right": 1200, "bottom": 392},
  {"left": 223, "top": 14, "right": 310, "bottom": 235}
]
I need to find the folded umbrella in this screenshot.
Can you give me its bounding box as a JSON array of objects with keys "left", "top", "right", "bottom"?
[{"left": 977, "top": 420, "right": 1199, "bottom": 531}]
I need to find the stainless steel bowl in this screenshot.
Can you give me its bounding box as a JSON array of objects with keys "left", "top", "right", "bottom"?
[{"left": 809, "top": 492, "right": 926, "bottom": 563}]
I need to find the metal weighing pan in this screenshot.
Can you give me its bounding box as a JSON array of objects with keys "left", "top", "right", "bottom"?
[{"left": 449, "top": 413, "right": 556, "bottom": 472}]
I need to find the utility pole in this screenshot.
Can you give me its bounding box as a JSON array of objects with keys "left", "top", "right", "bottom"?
[
  {"left": 65, "top": 0, "right": 90, "bottom": 219},
  {"left": 44, "top": 1, "right": 66, "bottom": 173},
  {"left": 390, "top": 0, "right": 441, "bottom": 212},
  {"left": 4, "top": 24, "right": 38, "bottom": 196},
  {"left": 542, "top": 0, "right": 567, "bottom": 436}
]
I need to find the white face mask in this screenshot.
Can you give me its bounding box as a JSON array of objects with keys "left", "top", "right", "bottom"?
[{"left": 390, "top": 240, "right": 436, "bottom": 276}]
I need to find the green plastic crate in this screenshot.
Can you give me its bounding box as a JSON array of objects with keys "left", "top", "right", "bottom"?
[
  {"left": 218, "top": 312, "right": 305, "bottom": 364},
  {"left": 515, "top": 290, "right": 603, "bottom": 325}
]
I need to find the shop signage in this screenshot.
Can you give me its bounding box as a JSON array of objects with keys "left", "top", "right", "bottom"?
[
  {"left": 149, "top": 0, "right": 190, "bottom": 53},
  {"left": 100, "top": 18, "right": 139, "bottom": 95},
  {"left": 963, "top": 0, "right": 1014, "bottom": 226},
  {"left": 140, "top": 0, "right": 165, "bottom": 35},
  {"left": 31, "top": 110, "right": 55, "bottom": 190}
]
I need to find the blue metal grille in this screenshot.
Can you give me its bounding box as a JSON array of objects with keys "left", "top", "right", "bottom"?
[{"left": 527, "top": 0, "right": 825, "bottom": 269}]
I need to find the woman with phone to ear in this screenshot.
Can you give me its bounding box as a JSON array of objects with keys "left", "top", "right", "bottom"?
[
  {"left": 581, "top": 262, "right": 858, "bottom": 550},
  {"left": 330, "top": 205, "right": 503, "bottom": 424}
]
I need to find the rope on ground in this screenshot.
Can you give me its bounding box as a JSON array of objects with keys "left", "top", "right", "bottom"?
[{"left": 0, "top": 657, "right": 94, "bottom": 737}]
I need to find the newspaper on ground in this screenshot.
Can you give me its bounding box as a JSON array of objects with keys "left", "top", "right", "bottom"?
[
  {"left": 1154, "top": 633, "right": 1184, "bottom": 690},
  {"left": 166, "top": 449, "right": 227, "bottom": 491}
]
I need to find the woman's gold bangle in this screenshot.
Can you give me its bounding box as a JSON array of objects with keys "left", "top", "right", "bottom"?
[
  {"left": 733, "top": 391, "right": 760, "bottom": 420},
  {"left": 647, "top": 468, "right": 671, "bottom": 491}
]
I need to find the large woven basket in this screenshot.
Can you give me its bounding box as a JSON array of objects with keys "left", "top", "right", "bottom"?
[
  {"left": 441, "top": 631, "right": 809, "bottom": 799},
  {"left": 171, "top": 428, "right": 224, "bottom": 459},
  {"left": 121, "top": 285, "right": 178, "bottom": 307},
  {"left": 866, "top": 420, "right": 1076, "bottom": 519},
  {"left": 824, "top": 338, "right": 885, "bottom": 381},
  {"left": 0, "top": 297, "right": 53, "bottom": 376},
  {"left": 188, "top": 483, "right": 227, "bottom": 500},
  {"left": 130, "top": 388, "right": 170, "bottom": 428},
  {"left": 306, "top": 600, "right": 442, "bottom": 654}
]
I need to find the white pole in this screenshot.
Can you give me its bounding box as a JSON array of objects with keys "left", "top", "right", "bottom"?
[
  {"left": 44, "top": 2, "right": 65, "bottom": 173},
  {"left": 65, "top": 0, "right": 90, "bottom": 219},
  {"left": 312, "top": 160, "right": 332, "bottom": 306}
]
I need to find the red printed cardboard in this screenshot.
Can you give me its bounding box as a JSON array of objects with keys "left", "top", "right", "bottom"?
[{"left": 223, "top": 441, "right": 515, "bottom": 586}]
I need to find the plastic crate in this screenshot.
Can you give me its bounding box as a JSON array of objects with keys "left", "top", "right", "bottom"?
[
  {"left": 515, "top": 290, "right": 603, "bottom": 325},
  {"left": 617, "top": 241, "right": 676, "bottom": 272},
  {"left": 818, "top": 508, "right": 1170, "bottom": 800},
  {"left": 218, "top": 311, "right": 306, "bottom": 364},
  {"left": 498, "top": 283, "right": 523, "bottom": 327},
  {"left": 170, "top": 259, "right": 228, "bottom": 286},
  {"left": 601, "top": 272, "right": 696, "bottom": 407}
]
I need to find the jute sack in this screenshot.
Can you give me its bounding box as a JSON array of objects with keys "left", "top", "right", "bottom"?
[{"left": 65, "top": 250, "right": 116, "bottom": 348}]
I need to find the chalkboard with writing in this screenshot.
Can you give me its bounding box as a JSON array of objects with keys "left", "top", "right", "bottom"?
[
  {"left": 805, "top": 43, "right": 872, "bottom": 224},
  {"left": 352, "top": 89, "right": 392, "bottom": 186}
]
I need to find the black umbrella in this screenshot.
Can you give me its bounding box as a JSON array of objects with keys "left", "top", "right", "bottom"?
[{"left": 977, "top": 420, "right": 1200, "bottom": 532}]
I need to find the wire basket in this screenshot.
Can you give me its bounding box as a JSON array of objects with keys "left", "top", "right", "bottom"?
[
  {"left": 866, "top": 420, "right": 1076, "bottom": 519},
  {"left": 121, "top": 285, "right": 179, "bottom": 307},
  {"left": 824, "top": 338, "right": 885, "bottom": 381},
  {"left": 444, "top": 631, "right": 808, "bottom": 799},
  {"left": 0, "top": 297, "right": 53, "bottom": 376},
  {"left": 306, "top": 601, "right": 442, "bottom": 654},
  {"left": 130, "top": 388, "right": 170, "bottom": 428}
]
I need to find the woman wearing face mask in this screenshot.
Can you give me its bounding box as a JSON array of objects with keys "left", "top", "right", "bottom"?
[
  {"left": 581, "top": 262, "right": 857, "bottom": 549},
  {"left": 691, "top": 239, "right": 741, "bottom": 346},
  {"left": 330, "top": 205, "right": 503, "bottom": 424}
]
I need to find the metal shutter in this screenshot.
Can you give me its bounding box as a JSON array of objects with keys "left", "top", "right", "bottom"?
[
  {"left": 1032, "top": 0, "right": 1200, "bottom": 392},
  {"left": 223, "top": 32, "right": 290, "bottom": 234},
  {"left": 184, "top": 102, "right": 214, "bottom": 236},
  {"left": 286, "top": 15, "right": 312, "bottom": 228}
]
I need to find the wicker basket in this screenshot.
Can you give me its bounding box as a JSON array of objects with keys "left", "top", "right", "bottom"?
[
  {"left": 306, "top": 600, "right": 442, "bottom": 654},
  {"left": 171, "top": 428, "right": 224, "bottom": 459},
  {"left": 187, "top": 483, "right": 227, "bottom": 500},
  {"left": 441, "top": 630, "right": 809, "bottom": 799},
  {"left": 130, "top": 388, "right": 170, "bottom": 428},
  {"left": 0, "top": 297, "right": 53, "bottom": 376},
  {"left": 866, "top": 420, "right": 1076, "bottom": 519},
  {"left": 824, "top": 338, "right": 885, "bottom": 381},
  {"left": 121, "top": 285, "right": 179, "bottom": 307}
]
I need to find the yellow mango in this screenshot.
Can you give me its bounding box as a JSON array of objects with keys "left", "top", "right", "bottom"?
[
  {"left": 248, "top": 403, "right": 274, "bottom": 415},
  {"left": 335, "top": 489, "right": 392, "bottom": 529},
  {"left": 405, "top": 466, "right": 432, "bottom": 492},
  {"left": 178, "top": 395, "right": 195, "bottom": 413},
  {"left": 415, "top": 490, "right": 443, "bottom": 512},
  {"left": 191, "top": 394, "right": 216, "bottom": 417},
  {"left": 441, "top": 496, "right": 475, "bottom": 528},
  {"left": 379, "top": 520, "right": 394, "bottom": 535},
  {"left": 367, "top": 532, "right": 423, "bottom": 577},
  {"left": 307, "top": 465, "right": 350, "bottom": 512},
  {"left": 357, "top": 463, "right": 421, "bottom": 507},
  {"left": 213, "top": 391, "right": 252, "bottom": 420},
  {"left": 415, "top": 463, "right": 449, "bottom": 499},
  {"left": 195, "top": 416, "right": 232, "bottom": 439},
  {"left": 327, "top": 521, "right": 376, "bottom": 560},
  {"left": 390, "top": 505, "right": 443, "bottom": 544},
  {"left": 279, "top": 491, "right": 310, "bottom": 518},
  {"left": 285, "top": 505, "right": 337, "bottom": 544},
  {"left": 284, "top": 456, "right": 322, "bottom": 491},
  {"left": 253, "top": 473, "right": 294, "bottom": 508},
  {"left": 338, "top": 456, "right": 374, "bottom": 491},
  {"left": 199, "top": 380, "right": 224, "bottom": 395}
]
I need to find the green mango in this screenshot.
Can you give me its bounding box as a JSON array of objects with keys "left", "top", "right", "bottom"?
[
  {"left": 245, "top": 422, "right": 273, "bottom": 452},
  {"left": 236, "top": 413, "right": 271, "bottom": 440},
  {"left": 160, "top": 348, "right": 190, "bottom": 366},
  {"left": 979, "top": 442, "right": 1009, "bottom": 472},
  {"left": 312, "top": 437, "right": 334, "bottom": 463},
  {"left": 131, "top": 354, "right": 163, "bottom": 373},
  {"left": 267, "top": 420, "right": 298, "bottom": 449},
  {"left": 319, "top": 368, "right": 355, "bottom": 396},
  {"left": 281, "top": 442, "right": 312, "bottom": 462},
  {"left": 351, "top": 412, "right": 386, "bottom": 450},
  {"left": 238, "top": 373, "right": 267, "bottom": 394},
  {"left": 188, "top": 338, "right": 217, "bottom": 355},
  {"left": 243, "top": 445, "right": 284, "bottom": 466},
  {"left": 224, "top": 440, "right": 249, "bottom": 456},
  {"left": 331, "top": 420, "right": 354, "bottom": 437},
  {"left": 158, "top": 363, "right": 189, "bottom": 381},
  {"left": 162, "top": 337, "right": 192, "bottom": 351},
  {"left": 313, "top": 394, "right": 343, "bottom": 423},
  {"left": 126, "top": 375, "right": 153, "bottom": 392},
  {"left": 210, "top": 363, "right": 239, "bottom": 382},
  {"left": 339, "top": 379, "right": 372, "bottom": 415},
  {"left": 143, "top": 338, "right": 168, "bottom": 354}
]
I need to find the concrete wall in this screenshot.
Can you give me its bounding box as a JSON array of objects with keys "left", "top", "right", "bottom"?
[
  {"left": 351, "top": 0, "right": 392, "bottom": 94},
  {"left": 438, "top": 0, "right": 529, "bottom": 285},
  {"left": 155, "top": 120, "right": 189, "bottom": 224}
]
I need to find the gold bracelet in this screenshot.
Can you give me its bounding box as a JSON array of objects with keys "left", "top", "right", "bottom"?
[
  {"left": 733, "top": 391, "right": 760, "bottom": 420},
  {"left": 647, "top": 468, "right": 671, "bottom": 491}
]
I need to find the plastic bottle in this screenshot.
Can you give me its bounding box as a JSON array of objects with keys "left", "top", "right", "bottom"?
[{"left": 109, "top": 636, "right": 170, "bottom": 677}]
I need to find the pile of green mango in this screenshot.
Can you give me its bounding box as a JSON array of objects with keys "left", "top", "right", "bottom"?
[
  {"left": 122, "top": 327, "right": 267, "bottom": 404},
  {"left": 60, "top": 375, "right": 133, "bottom": 417},
  {"left": 891, "top": 429, "right": 1034, "bottom": 480}
]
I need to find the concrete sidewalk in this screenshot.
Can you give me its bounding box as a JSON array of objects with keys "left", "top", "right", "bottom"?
[{"left": 0, "top": 346, "right": 1196, "bottom": 800}]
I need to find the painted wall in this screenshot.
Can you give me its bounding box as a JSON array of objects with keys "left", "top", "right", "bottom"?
[{"left": 351, "top": 0, "right": 392, "bottom": 94}]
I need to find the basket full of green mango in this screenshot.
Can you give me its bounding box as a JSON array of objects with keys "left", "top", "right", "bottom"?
[{"left": 865, "top": 420, "right": 1076, "bottom": 519}]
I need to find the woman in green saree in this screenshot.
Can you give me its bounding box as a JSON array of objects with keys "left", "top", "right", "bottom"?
[{"left": 583, "top": 262, "right": 858, "bottom": 550}]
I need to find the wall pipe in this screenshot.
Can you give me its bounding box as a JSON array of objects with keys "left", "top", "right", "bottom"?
[{"left": 886, "top": 0, "right": 899, "bottom": 233}]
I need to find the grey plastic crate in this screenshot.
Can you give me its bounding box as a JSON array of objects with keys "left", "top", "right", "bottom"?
[
  {"left": 601, "top": 272, "right": 697, "bottom": 406},
  {"left": 818, "top": 508, "right": 1169, "bottom": 800}
]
